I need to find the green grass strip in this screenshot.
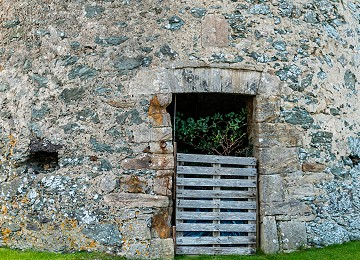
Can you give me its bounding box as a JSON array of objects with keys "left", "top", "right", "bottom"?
[
  {"left": 0, "top": 248, "right": 126, "bottom": 260},
  {"left": 176, "top": 241, "right": 360, "bottom": 260},
  {"left": 2, "top": 241, "right": 360, "bottom": 260}
]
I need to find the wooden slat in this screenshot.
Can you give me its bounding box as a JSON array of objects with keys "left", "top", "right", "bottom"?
[
  {"left": 177, "top": 166, "right": 256, "bottom": 176},
  {"left": 212, "top": 163, "right": 221, "bottom": 242},
  {"left": 177, "top": 199, "right": 256, "bottom": 209},
  {"left": 177, "top": 153, "right": 256, "bottom": 166},
  {"left": 176, "top": 211, "right": 256, "bottom": 221},
  {"left": 176, "top": 223, "right": 256, "bottom": 232},
  {"left": 176, "top": 236, "right": 256, "bottom": 245},
  {"left": 176, "top": 246, "right": 255, "bottom": 255},
  {"left": 175, "top": 153, "right": 257, "bottom": 255},
  {"left": 177, "top": 178, "right": 256, "bottom": 187},
  {"left": 177, "top": 189, "right": 256, "bottom": 199}
]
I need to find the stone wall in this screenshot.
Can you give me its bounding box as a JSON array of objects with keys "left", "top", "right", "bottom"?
[{"left": 0, "top": 0, "right": 359, "bottom": 258}]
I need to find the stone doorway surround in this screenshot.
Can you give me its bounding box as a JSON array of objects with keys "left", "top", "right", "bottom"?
[{"left": 130, "top": 61, "right": 306, "bottom": 253}]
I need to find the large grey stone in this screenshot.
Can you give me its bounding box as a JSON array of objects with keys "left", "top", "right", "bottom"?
[
  {"left": 279, "top": 221, "right": 307, "bottom": 251},
  {"left": 149, "top": 238, "right": 174, "bottom": 259},
  {"left": 257, "top": 147, "right": 300, "bottom": 175},
  {"left": 260, "top": 216, "right": 279, "bottom": 253},
  {"left": 98, "top": 175, "right": 117, "bottom": 194},
  {"left": 259, "top": 174, "right": 285, "bottom": 203},
  {"left": 82, "top": 224, "right": 122, "bottom": 246},
  {"left": 261, "top": 200, "right": 311, "bottom": 216},
  {"left": 121, "top": 219, "right": 151, "bottom": 241},
  {"left": 254, "top": 96, "right": 280, "bottom": 123},
  {"left": 255, "top": 123, "right": 303, "bottom": 148},
  {"left": 282, "top": 107, "right": 314, "bottom": 129}
]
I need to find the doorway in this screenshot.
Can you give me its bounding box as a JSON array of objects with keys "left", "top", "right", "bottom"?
[{"left": 168, "top": 93, "right": 258, "bottom": 255}]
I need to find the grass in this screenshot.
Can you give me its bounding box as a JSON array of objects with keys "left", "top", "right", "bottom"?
[
  {"left": 175, "top": 241, "right": 360, "bottom": 260},
  {"left": 2, "top": 241, "right": 360, "bottom": 260},
  {"left": 0, "top": 248, "right": 126, "bottom": 260}
]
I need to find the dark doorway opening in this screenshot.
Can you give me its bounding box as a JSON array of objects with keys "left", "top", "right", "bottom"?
[
  {"left": 167, "top": 93, "right": 254, "bottom": 157},
  {"left": 168, "top": 93, "right": 257, "bottom": 255}
]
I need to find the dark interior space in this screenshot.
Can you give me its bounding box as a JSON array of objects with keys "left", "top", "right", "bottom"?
[
  {"left": 167, "top": 93, "right": 249, "bottom": 119},
  {"left": 167, "top": 93, "right": 253, "bottom": 156}
]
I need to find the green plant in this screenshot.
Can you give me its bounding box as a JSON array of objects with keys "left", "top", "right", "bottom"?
[{"left": 175, "top": 109, "right": 248, "bottom": 156}]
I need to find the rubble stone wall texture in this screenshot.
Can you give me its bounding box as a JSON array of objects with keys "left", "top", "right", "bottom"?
[{"left": 0, "top": 0, "right": 359, "bottom": 258}]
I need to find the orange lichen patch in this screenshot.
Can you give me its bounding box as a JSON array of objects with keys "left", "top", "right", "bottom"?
[
  {"left": 21, "top": 197, "right": 30, "bottom": 204},
  {"left": 87, "top": 240, "right": 97, "bottom": 248},
  {"left": 2, "top": 227, "right": 11, "bottom": 243},
  {"left": 148, "top": 95, "right": 167, "bottom": 126},
  {"left": 69, "top": 237, "right": 79, "bottom": 249},
  {"left": 7, "top": 134, "right": 16, "bottom": 157},
  {"left": 2, "top": 205, "right": 8, "bottom": 214},
  {"left": 8, "top": 134, "right": 16, "bottom": 147},
  {"left": 0, "top": 65, "right": 3, "bottom": 72},
  {"left": 152, "top": 209, "right": 171, "bottom": 239},
  {"left": 128, "top": 223, "right": 133, "bottom": 230},
  {"left": 11, "top": 202, "right": 20, "bottom": 211},
  {"left": 60, "top": 219, "right": 78, "bottom": 230},
  {"left": 125, "top": 175, "right": 145, "bottom": 193}
]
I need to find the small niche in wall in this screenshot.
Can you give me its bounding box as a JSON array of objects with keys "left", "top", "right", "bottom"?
[
  {"left": 28, "top": 151, "right": 59, "bottom": 172},
  {"left": 27, "top": 139, "right": 62, "bottom": 173}
]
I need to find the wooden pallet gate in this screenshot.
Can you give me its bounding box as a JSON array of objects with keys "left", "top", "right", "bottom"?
[{"left": 175, "top": 153, "right": 257, "bottom": 255}]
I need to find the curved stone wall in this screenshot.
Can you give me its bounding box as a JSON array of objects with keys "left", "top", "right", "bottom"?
[{"left": 0, "top": 0, "right": 359, "bottom": 258}]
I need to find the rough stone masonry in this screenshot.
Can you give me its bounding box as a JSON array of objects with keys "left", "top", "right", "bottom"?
[{"left": 0, "top": 0, "right": 359, "bottom": 258}]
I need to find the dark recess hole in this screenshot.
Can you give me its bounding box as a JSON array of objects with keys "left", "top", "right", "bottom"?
[
  {"left": 28, "top": 151, "right": 59, "bottom": 173},
  {"left": 349, "top": 155, "right": 360, "bottom": 165},
  {"left": 27, "top": 138, "right": 62, "bottom": 173}
]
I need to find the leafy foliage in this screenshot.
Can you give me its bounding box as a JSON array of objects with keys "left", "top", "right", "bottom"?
[{"left": 175, "top": 109, "right": 248, "bottom": 156}]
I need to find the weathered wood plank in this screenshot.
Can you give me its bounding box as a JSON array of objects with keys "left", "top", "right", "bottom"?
[
  {"left": 177, "top": 178, "right": 256, "bottom": 187},
  {"left": 176, "top": 211, "right": 256, "bottom": 221},
  {"left": 176, "top": 189, "right": 256, "bottom": 199},
  {"left": 177, "top": 166, "right": 257, "bottom": 176},
  {"left": 176, "top": 223, "right": 256, "bottom": 232},
  {"left": 175, "top": 153, "right": 257, "bottom": 255},
  {"left": 176, "top": 236, "right": 256, "bottom": 245},
  {"left": 176, "top": 199, "right": 256, "bottom": 209},
  {"left": 177, "top": 153, "right": 256, "bottom": 166},
  {"left": 176, "top": 246, "right": 255, "bottom": 255},
  {"left": 212, "top": 163, "right": 221, "bottom": 238}
]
